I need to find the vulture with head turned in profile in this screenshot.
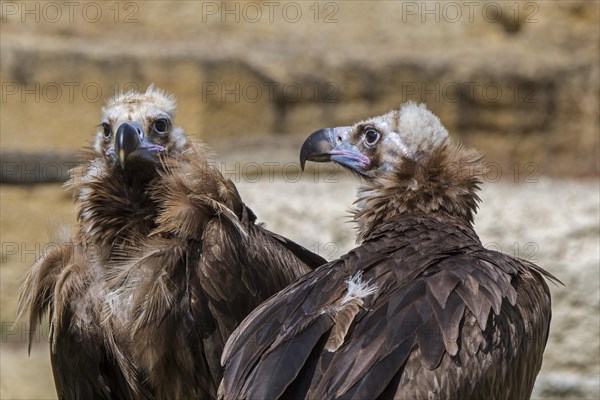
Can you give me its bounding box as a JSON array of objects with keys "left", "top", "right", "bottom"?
[
  {"left": 219, "top": 102, "right": 559, "bottom": 400},
  {"left": 18, "top": 86, "right": 325, "bottom": 400}
]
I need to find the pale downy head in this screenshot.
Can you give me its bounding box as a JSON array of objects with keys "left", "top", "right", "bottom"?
[
  {"left": 300, "top": 102, "right": 449, "bottom": 177},
  {"left": 300, "top": 102, "right": 484, "bottom": 237},
  {"left": 94, "top": 85, "right": 187, "bottom": 170}
]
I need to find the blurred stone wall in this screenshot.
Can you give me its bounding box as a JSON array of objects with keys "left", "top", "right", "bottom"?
[{"left": 1, "top": 1, "right": 598, "bottom": 176}]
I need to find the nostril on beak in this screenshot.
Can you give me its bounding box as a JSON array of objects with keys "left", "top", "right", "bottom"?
[{"left": 337, "top": 136, "right": 342, "bottom": 144}]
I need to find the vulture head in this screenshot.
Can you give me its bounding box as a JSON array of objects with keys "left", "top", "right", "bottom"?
[
  {"left": 95, "top": 85, "right": 187, "bottom": 170},
  {"left": 72, "top": 85, "right": 189, "bottom": 258},
  {"left": 300, "top": 102, "right": 485, "bottom": 239}
]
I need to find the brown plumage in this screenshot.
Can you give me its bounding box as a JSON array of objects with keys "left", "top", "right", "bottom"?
[
  {"left": 18, "top": 86, "right": 325, "bottom": 399},
  {"left": 219, "top": 102, "right": 559, "bottom": 400}
]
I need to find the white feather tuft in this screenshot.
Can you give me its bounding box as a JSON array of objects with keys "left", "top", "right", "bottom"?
[{"left": 341, "top": 271, "right": 378, "bottom": 305}]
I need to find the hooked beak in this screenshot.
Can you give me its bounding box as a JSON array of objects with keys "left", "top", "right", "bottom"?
[
  {"left": 112, "top": 122, "right": 165, "bottom": 168},
  {"left": 300, "top": 126, "right": 370, "bottom": 176}
]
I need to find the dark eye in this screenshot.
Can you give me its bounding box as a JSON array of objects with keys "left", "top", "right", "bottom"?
[
  {"left": 101, "top": 123, "right": 111, "bottom": 138},
  {"left": 152, "top": 118, "right": 170, "bottom": 135},
  {"left": 364, "top": 128, "right": 380, "bottom": 147}
]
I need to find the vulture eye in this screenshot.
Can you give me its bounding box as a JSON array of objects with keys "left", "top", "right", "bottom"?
[
  {"left": 101, "top": 123, "right": 112, "bottom": 138},
  {"left": 152, "top": 118, "right": 170, "bottom": 135},
  {"left": 364, "top": 128, "right": 380, "bottom": 147}
]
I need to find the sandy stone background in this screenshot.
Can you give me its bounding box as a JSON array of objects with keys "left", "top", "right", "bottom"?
[{"left": 1, "top": 1, "right": 599, "bottom": 398}]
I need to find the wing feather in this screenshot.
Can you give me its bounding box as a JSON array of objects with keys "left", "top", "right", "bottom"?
[{"left": 220, "top": 215, "right": 556, "bottom": 400}]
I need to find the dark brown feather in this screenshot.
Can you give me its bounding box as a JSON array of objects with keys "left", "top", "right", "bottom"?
[{"left": 221, "top": 213, "right": 556, "bottom": 400}]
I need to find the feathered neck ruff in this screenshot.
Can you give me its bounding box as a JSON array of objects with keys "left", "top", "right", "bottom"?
[
  {"left": 354, "top": 139, "right": 485, "bottom": 241},
  {"left": 67, "top": 143, "right": 251, "bottom": 259},
  {"left": 68, "top": 148, "right": 163, "bottom": 252}
]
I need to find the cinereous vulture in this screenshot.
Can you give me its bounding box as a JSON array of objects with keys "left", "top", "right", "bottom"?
[
  {"left": 219, "top": 102, "right": 559, "bottom": 400},
  {"left": 18, "top": 86, "right": 325, "bottom": 399}
]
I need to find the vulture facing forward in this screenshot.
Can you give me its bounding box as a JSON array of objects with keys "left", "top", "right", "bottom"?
[
  {"left": 220, "top": 102, "right": 558, "bottom": 399},
  {"left": 18, "top": 86, "right": 325, "bottom": 399}
]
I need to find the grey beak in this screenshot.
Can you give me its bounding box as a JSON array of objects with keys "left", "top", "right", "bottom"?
[
  {"left": 115, "top": 122, "right": 143, "bottom": 168},
  {"left": 299, "top": 128, "right": 337, "bottom": 170}
]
